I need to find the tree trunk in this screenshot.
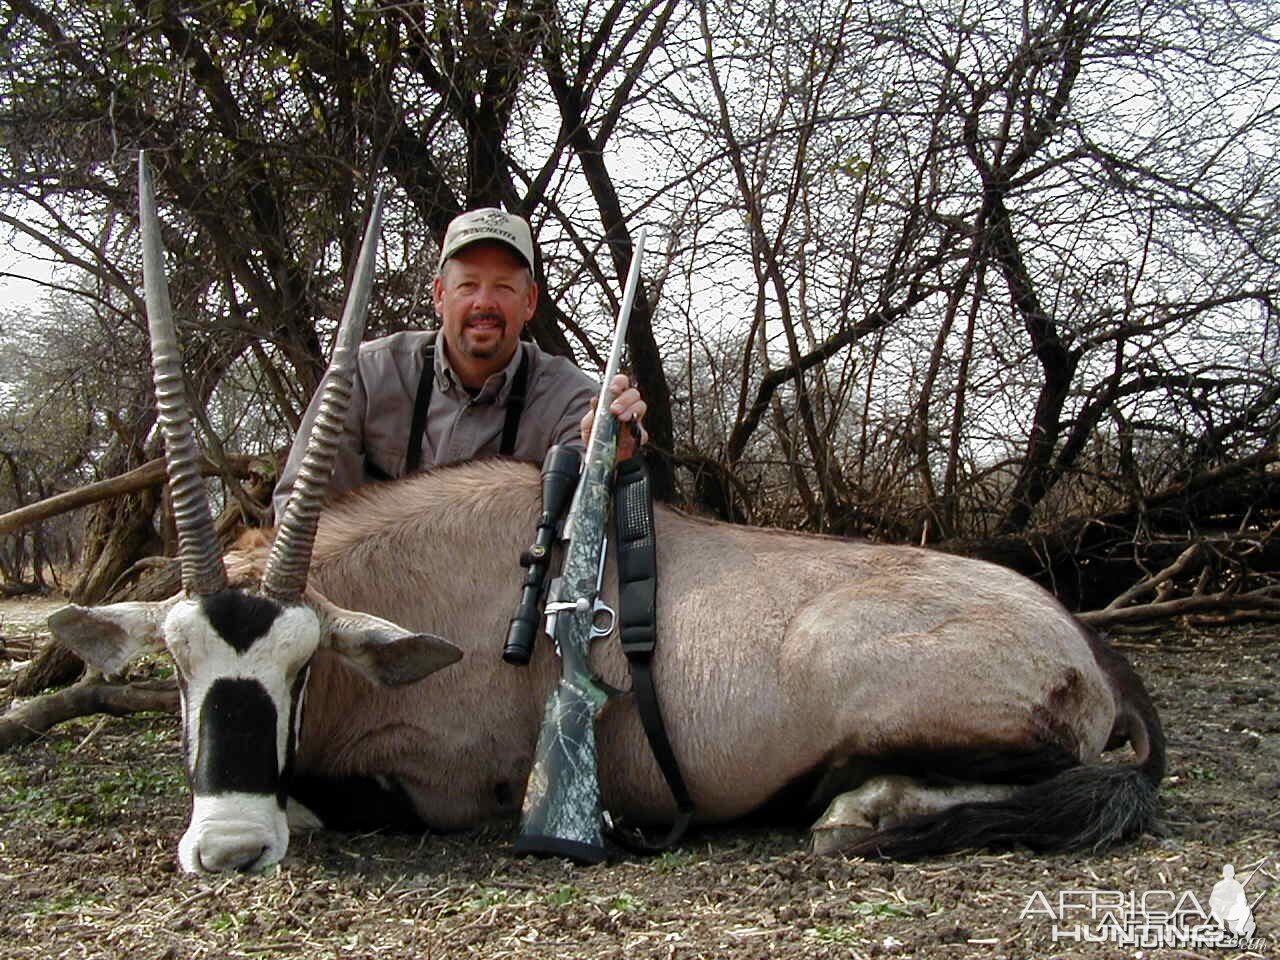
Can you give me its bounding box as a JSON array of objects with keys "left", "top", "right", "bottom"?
[{"left": 71, "top": 486, "right": 162, "bottom": 605}]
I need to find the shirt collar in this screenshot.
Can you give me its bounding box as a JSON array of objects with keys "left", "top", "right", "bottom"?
[{"left": 435, "top": 338, "right": 525, "bottom": 404}]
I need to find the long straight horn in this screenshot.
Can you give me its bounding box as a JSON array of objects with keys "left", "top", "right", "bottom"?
[
  {"left": 261, "top": 187, "right": 386, "bottom": 603},
  {"left": 139, "top": 152, "right": 228, "bottom": 597}
]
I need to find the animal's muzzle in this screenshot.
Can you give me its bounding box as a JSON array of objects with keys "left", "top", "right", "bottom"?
[{"left": 178, "top": 794, "right": 289, "bottom": 874}]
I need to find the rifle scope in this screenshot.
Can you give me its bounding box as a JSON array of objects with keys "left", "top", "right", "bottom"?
[{"left": 503, "top": 444, "right": 582, "bottom": 665}]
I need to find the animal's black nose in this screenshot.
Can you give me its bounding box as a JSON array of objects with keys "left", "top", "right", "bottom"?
[{"left": 234, "top": 844, "right": 271, "bottom": 873}]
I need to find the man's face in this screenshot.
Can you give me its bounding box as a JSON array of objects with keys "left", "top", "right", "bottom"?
[{"left": 433, "top": 242, "right": 536, "bottom": 383}]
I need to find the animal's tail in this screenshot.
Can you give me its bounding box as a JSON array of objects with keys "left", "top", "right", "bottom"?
[
  {"left": 838, "top": 763, "right": 1160, "bottom": 859},
  {"left": 842, "top": 633, "right": 1166, "bottom": 860}
]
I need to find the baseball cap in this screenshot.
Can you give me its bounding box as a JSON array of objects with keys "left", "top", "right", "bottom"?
[{"left": 437, "top": 208, "right": 536, "bottom": 271}]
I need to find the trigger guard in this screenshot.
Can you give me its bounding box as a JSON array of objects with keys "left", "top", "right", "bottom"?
[{"left": 590, "top": 602, "right": 616, "bottom": 639}]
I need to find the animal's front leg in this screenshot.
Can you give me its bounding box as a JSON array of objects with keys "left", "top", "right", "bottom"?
[
  {"left": 287, "top": 773, "right": 426, "bottom": 833},
  {"left": 286, "top": 797, "right": 325, "bottom": 831}
]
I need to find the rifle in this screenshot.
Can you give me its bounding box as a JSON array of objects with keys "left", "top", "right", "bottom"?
[{"left": 513, "top": 228, "right": 647, "bottom": 864}]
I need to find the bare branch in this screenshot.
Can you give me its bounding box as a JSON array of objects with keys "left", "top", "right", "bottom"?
[
  {"left": 1104, "top": 541, "right": 1203, "bottom": 611},
  {"left": 1080, "top": 587, "right": 1280, "bottom": 630}
]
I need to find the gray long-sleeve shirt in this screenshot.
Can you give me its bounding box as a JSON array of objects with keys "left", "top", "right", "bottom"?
[{"left": 272, "top": 330, "right": 598, "bottom": 520}]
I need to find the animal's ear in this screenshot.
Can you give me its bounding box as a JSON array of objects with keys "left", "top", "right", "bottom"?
[
  {"left": 321, "top": 604, "right": 463, "bottom": 687},
  {"left": 47, "top": 602, "right": 172, "bottom": 678}
]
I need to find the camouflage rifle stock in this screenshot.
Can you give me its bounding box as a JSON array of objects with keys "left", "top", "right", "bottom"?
[{"left": 513, "top": 228, "right": 648, "bottom": 864}]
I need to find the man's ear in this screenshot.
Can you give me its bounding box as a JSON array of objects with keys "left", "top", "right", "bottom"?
[
  {"left": 319, "top": 600, "right": 462, "bottom": 687},
  {"left": 432, "top": 270, "right": 446, "bottom": 314},
  {"left": 47, "top": 601, "right": 174, "bottom": 678},
  {"left": 522, "top": 272, "right": 538, "bottom": 320}
]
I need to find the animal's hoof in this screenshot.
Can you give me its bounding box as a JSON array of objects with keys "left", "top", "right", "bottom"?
[
  {"left": 810, "top": 822, "right": 876, "bottom": 856},
  {"left": 809, "top": 792, "right": 878, "bottom": 855}
]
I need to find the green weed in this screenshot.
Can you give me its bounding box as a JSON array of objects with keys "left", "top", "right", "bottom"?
[
  {"left": 26, "top": 893, "right": 103, "bottom": 917},
  {"left": 653, "top": 848, "right": 700, "bottom": 873},
  {"left": 460, "top": 886, "right": 511, "bottom": 911},
  {"left": 602, "top": 892, "right": 646, "bottom": 913},
  {"left": 849, "top": 899, "right": 915, "bottom": 919},
  {"left": 547, "top": 884, "right": 581, "bottom": 906},
  {"left": 806, "top": 924, "right": 861, "bottom": 944}
]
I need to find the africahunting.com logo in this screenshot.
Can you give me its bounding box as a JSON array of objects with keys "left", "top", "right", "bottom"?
[{"left": 1020, "top": 857, "right": 1273, "bottom": 951}]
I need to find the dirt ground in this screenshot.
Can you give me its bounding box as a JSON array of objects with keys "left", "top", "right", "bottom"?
[{"left": 1, "top": 595, "right": 1276, "bottom": 960}]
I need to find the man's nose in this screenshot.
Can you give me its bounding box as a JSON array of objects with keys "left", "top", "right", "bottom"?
[{"left": 471, "top": 283, "right": 501, "bottom": 310}]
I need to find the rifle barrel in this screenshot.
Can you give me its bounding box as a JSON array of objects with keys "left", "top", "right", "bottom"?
[{"left": 586, "top": 227, "right": 647, "bottom": 451}]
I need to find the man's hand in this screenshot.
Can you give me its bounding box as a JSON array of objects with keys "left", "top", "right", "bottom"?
[{"left": 581, "top": 373, "right": 648, "bottom": 461}]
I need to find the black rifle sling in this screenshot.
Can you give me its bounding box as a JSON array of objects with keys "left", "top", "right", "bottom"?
[
  {"left": 612, "top": 455, "right": 695, "bottom": 851},
  {"left": 403, "top": 340, "right": 435, "bottom": 474},
  {"left": 500, "top": 347, "right": 530, "bottom": 456},
  {"left": 404, "top": 339, "right": 528, "bottom": 474}
]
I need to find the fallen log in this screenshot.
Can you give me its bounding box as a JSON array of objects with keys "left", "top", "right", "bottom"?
[
  {"left": 1, "top": 582, "right": 46, "bottom": 599},
  {"left": 0, "top": 453, "right": 262, "bottom": 538},
  {"left": 12, "top": 643, "right": 86, "bottom": 697},
  {"left": 0, "top": 678, "right": 178, "bottom": 752}
]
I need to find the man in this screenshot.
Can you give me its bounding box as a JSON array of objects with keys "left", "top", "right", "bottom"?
[
  {"left": 273, "top": 207, "right": 647, "bottom": 518},
  {"left": 1210, "top": 864, "right": 1257, "bottom": 938}
]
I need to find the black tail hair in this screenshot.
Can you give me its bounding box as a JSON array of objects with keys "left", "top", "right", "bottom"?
[
  {"left": 839, "top": 763, "right": 1160, "bottom": 860},
  {"left": 840, "top": 633, "right": 1165, "bottom": 860}
]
